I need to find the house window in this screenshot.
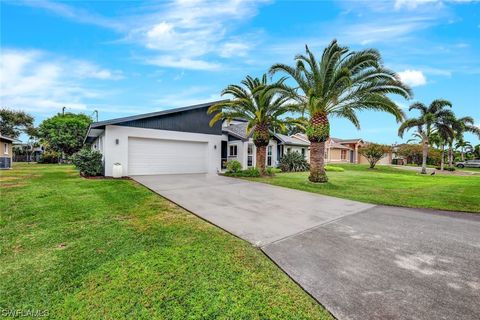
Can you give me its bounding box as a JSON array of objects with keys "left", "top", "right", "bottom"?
[
  {"left": 301, "top": 148, "right": 305, "bottom": 158},
  {"left": 287, "top": 147, "right": 291, "bottom": 154},
  {"left": 247, "top": 144, "right": 253, "bottom": 167},
  {"left": 267, "top": 145, "right": 272, "bottom": 166},
  {"left": 229, "top": 145, "right": 238, "bottom": 157},
  {"left": 341, "top": 150, "right": 347, "bottom": 160},
  {"left": 3, "top": 143, "right": 8, "bottom": 155}
]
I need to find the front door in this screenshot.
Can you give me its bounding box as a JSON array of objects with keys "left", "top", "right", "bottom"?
[
  {"left": 350, "top": 150, "right": 354, "bottom": 163},
  {"left": 221, "top": 141, "right": 228, "bottom": 169}
]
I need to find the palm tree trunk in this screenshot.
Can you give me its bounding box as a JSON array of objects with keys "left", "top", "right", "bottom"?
[
  {"left": 256, "top": 145, "right": 267, "bottom": 175},
  {"left": 461, "top": 148, "right": 465, "bottom": 161},
  {"left": 448, "top": 145, "right": 453, "bottom": 167},
  {"left": 308, "top": 112, "right": 329, "bottom": 183},
  {"left": 309, "top": 141, "right": 327, "bottom": 182},
  {"left": 440, "top": 145, "right": 445, "bottom": 171},
  {"left": 421, "top": 139, "right": 428, "bottom": 174}
]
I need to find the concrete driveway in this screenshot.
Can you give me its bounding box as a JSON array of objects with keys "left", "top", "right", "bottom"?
[{"left": 133, "top": 174, "right": 480, "bottom": 320}]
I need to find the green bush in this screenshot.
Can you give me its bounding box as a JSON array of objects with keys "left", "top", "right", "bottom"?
[
  {"left": 325, "top": 165, "right": 344, "bottom": 172},
  {"left": 225, "top": 168, "right": 260, "bottom": 177},
  {"left": 226, "top": 160, "right": 242, "bottom": 173},
  {"left": 38, "top": 150, "right": 60, "bottom": 163},
  {"left": 436, "top": 166, "right": 455, "bottom": 171},
  {"left": 71, "top": 148, "right": 103, "bottom": 177},
  {"left": 266, "top": 167, "right": 282, "bottom": 176},
  {"left": 279, "top": 152, "right": 309, "bottom": 172}
]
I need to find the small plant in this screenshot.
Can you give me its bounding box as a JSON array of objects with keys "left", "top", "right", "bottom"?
[
  {"left": 436, "top": 166, "right": 455, "bottom": 171},
  {"left": 266, "top": 167, "right": 282, "bottom": 176},
  {"left": 279, "top": 152, "right": 309, "bottom": 172},
  {"left": 71, "top": 148, "right": 103, "bottom": 177},
  {"left": 226, "top": 160, "right": 242, "bottom": 173}
]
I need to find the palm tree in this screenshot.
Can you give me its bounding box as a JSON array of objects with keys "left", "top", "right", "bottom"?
[
  {"left": 447, "top": 116, "right": 480, "bottom": 166},
  {"left": 208, "top": 74, "right": 297, "bottom": 175},
  {"left": 398, "top": 100, "right": 455, "bottom": 174},
  {"left": 270, "top": 40, "right": 411, "bottom": 182},
  {"left": 455, "top": 139, "right": 473, "bottom": 161}
]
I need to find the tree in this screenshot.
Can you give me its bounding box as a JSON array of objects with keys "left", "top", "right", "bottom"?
[
  {"left": 358, "top": 143, "right": 392, "bottom": 169},
  {"left": 398, "top": 100, "right": 454, "bottom": 174},
  {"left": 270, "top": 40, "right": 410, "bottom": 182},
  {"left": 446, "top": 116, "right": 480, "bottom": 166},
  {"left": 0, "top": 108, "right": 35, "bottom": 139},
  {"left": 38, "top": 113, "right": 92, "bottom": 157},
  {"left": 474, "top": 144, "right": 480, "bottom": 159},
  {"left": 208, "top": 74, "right": 297, "bottom": 175},
  {"left": 455, "top": 139, "right": 472, "bottom": 161}
]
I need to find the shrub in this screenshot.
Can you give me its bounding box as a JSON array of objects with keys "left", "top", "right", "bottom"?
[
  {"left": 38, "top": 150, "right": 60, "bottom": 164},
  {"left": 358, "top": 143, "right": 392, "bottom": 168},
  {"left": 436, "top": 166, "right": 455, "bottom": 171},
  {"left": 325, "top": 165, "right": 344, "bottom": 172},
  {"left": 279, "top": 152, "right": 309, "bottom": 172},
  {"left": 266, "top": 167, "right": 282, "bottom": 176},
  {"left": 225, "top": 167, "right": 260, "bottom": 177},
  {"left": 71, "top": 148, "right": 103, "bottom": 177},
  {"left": 226, "top": 160, "right": 242, "bottom": 173}
]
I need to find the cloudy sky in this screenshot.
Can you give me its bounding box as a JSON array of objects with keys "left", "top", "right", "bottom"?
[{"left": 1, "top": 0, "right": 479, "bottom": 144}]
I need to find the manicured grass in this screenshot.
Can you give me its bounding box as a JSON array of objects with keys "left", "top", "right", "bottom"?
[
  {"left": 248, "top": 164, "right": 480, "bottom": 213},
  {"left": 0, "top": 163, "right": 331, "bottom": 319}
]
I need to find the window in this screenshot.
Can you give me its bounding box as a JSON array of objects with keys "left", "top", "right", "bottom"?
[
  {"left": 267, "top": 145, "right": 272, "bottom": 166},
  {"left": 247, "top": 144, "right": 253, "bottom": 167},
  {"left": 341, "top": 150, "right": 347, "bottom": 160},
  {"left": 287, "top": 147, "right": 291, "bottom": 154},
  {"left": 3, "top": 143, "right": 8, "bottom": 155},
  {"left": 301, "top": 148, "right": 305, "bottom": 158},
  {"left": 229, "top": 145, "right": 238, "bottom": 157}
]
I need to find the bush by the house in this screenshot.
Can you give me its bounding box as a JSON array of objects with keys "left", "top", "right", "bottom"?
[
  {"left": 325, "top": 165, "right": 344, "bottom": 172},
  {"left": 266, "top": 167, "right": 282, "bottom": 175},
  {"left": 38, "top": 149, "right": 60, "bottom": 164},
  {"left": 226, "top": 160, "right": 242, "bottom": 173},
  {"left": 71, "top": 148, "right": 103, "bottom": 177},
  {"left": 279, "top": 152, "right": 309, "bottom": 172},
  {"left": 225, "top": 167, "right": 260, "bottom": 177}
]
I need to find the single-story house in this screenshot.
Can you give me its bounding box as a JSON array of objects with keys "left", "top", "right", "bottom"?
[
  {"left": 0, "top": 135, "right": 14, "bottom": 169},
  {"left": 85, "top": 101, "right": 392, "bottom": 176}
]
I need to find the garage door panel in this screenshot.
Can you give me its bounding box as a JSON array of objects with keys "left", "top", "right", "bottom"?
[{"left": 128, "top": 138, "right": 208, "bottom": 175}]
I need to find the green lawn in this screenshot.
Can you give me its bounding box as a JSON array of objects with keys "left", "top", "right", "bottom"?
[
  {"left": 249, "top": 164, "right": 480, "bottom": 213},
  {"left": 0, "top": 163, "right": 331, "bottom": 319}
]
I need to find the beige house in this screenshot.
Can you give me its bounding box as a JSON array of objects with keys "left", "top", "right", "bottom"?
[{"left": 1, "top": 135, "right": 14, "bottom": 169}]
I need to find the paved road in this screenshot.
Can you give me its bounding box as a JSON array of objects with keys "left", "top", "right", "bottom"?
[{"left": 133, "top": 174, "right": 480, "bottom": 320}]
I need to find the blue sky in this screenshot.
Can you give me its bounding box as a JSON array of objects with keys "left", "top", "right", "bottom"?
[{"left": 1, "top": 0, "right": 479, "bottom": 144}]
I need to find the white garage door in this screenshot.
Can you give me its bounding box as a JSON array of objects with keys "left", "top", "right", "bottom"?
[{"left": 128, "top": 137, "right": 208, "bottom": 175}]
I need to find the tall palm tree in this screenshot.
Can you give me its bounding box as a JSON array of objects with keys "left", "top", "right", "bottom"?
[
  {"left": 447, "top": 116, "right": 480, "bottom": 166},
  {"left": 398, "top": 100, "right": 455, "bottom": 174},
  {"left": 208, "top": 74, "right": 297, "bottom": 175},
  {"left": 270, "top": 40, "right": 411, "bottom": 182},
  {"left": 455, "top": 139, "right": 472, "bottom": 161}
]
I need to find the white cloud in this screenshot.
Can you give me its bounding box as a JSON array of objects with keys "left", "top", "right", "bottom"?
[
  {"left": 394, "top": 0, "right": 479, "bottom": 9},
  {"left": 152, "top": 86, "right": 221, "bottom": 108},
  {"left": 398, "top": 69, "right": 427, "bottom": 86},
  {"left": 0, "top": 49, "right": 122, "bottom": 113},
  {"left": 128, "top": 0, "right": 266, "bottom": 70}
]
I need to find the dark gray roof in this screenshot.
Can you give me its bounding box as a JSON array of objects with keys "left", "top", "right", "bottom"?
[
  {"left": 275, "top": 133, "right": 310, "bottom": 146},
  {"left": 0, "top": 135, "right": 16, "bottom": 142},
  {"left": 222, "top": 122, "right": 251, "bottom": 140},
  {"left": 90, "top": 100, "right": 228, "bottom": 129}
]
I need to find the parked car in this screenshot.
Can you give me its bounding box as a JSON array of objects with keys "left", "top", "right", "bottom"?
[{"left": 456, "top": 159, "right": 480, "bottom": 168}]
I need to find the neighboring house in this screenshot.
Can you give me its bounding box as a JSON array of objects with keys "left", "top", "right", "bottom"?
[
  {"left": 0, "top": 135, "right": 14, "bottom": 169},
  {"left": 12, "top": 143, "right": 44, "bottom": 162}
]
